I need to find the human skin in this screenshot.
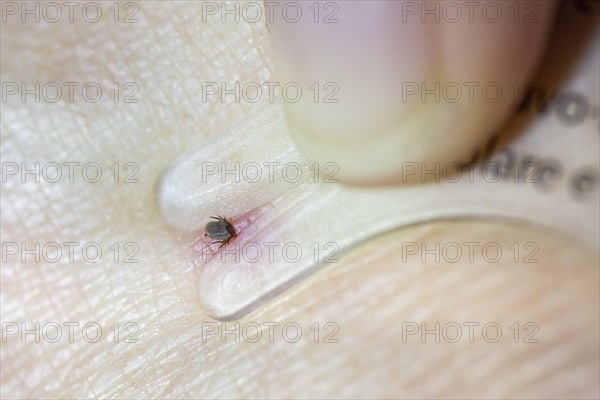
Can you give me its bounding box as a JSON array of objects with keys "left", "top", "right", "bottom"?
[{"left": 1, "top": 2, "right": 598, "bottom": 399}]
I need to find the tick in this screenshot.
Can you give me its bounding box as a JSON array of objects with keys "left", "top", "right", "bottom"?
[{"left": 204, "top": 215, "right": 236, "bottom": 248}]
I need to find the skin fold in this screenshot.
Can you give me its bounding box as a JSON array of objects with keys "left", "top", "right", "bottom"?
[{"left": 1, "top": 2, "right": 598, "bottom": 398}]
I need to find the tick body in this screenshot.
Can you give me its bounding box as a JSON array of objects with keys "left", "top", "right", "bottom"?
[{"left": 204, "top": 215, "right": 236, "bottom": 248}]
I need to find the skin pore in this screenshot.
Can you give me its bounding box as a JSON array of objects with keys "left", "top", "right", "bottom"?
[{"left": 2, "top": 2, "right": 598, "bottom": 398}]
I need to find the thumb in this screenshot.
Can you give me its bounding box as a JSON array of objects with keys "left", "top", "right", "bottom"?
[{"left": 268, "top": 1, "right": 558, "bottom": 185}]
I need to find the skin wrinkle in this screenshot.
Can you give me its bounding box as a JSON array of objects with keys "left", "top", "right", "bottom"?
[{"left": 2, "top": 3, "right": 598, "bottom": 400}]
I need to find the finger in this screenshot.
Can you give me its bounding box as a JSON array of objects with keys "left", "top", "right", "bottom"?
[{"left": 268, "top": 0, "right": 558, "bottom": 185}]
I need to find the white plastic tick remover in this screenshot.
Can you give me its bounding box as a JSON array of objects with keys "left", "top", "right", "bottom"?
[{"left": 157, "top": 21, "right": 599, "bottom": 321}]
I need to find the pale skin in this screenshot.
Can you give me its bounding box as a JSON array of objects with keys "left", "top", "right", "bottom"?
[{"left": 1, "top": 2, "right": 598, "bottom": 399}]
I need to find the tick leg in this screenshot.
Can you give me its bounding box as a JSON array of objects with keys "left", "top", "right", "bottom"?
[
  {"left": 213, "top": 215, "right": 229, "bottom": 223},
  {"left": 211, "top": 239, "right": 230, "bottom": 249}
]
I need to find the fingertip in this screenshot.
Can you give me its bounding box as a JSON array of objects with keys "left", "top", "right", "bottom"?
[{"left": 268, "top": 1, "right": 558, "bottom": 185}]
